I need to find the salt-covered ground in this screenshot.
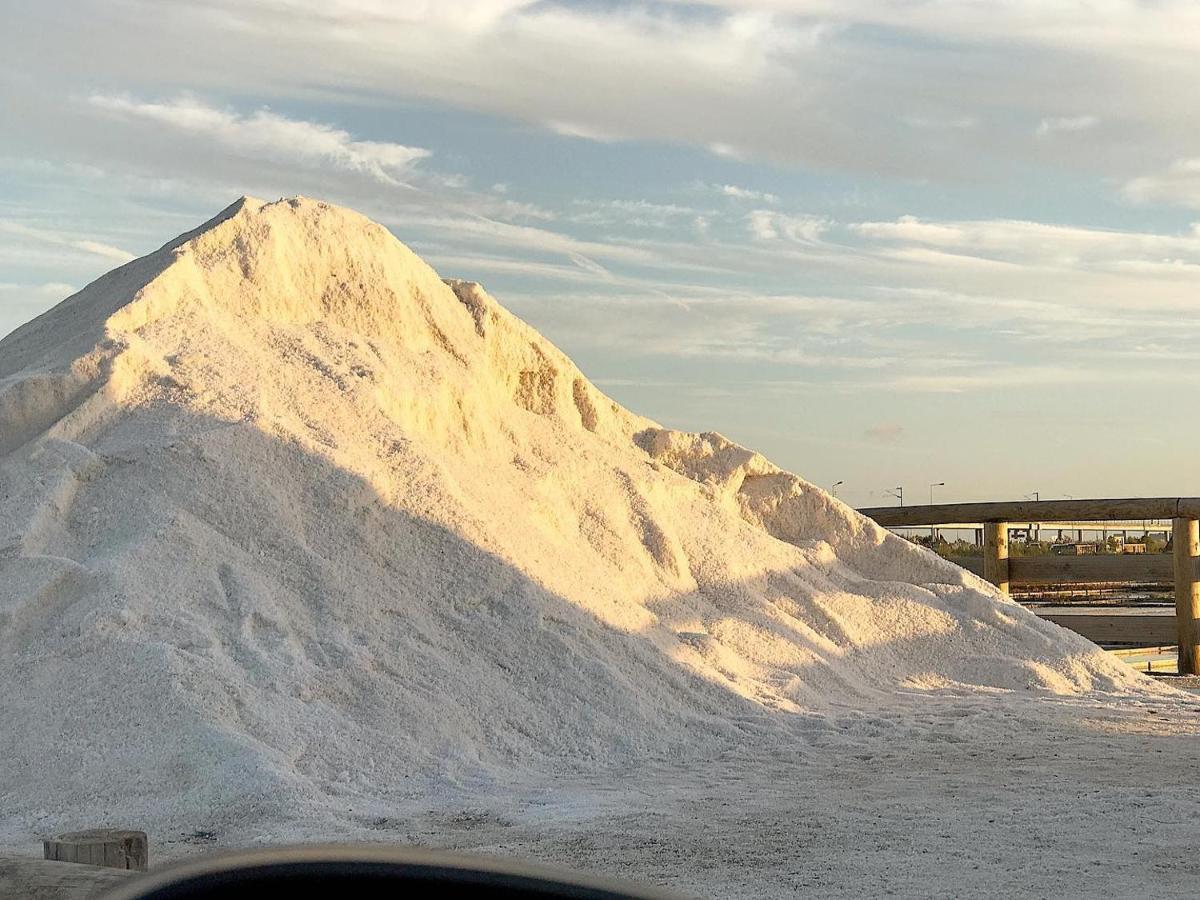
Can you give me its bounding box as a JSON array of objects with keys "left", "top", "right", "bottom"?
[
  {"left": 114, "top": 688, "right": 1194, "bottom": 899},
  {"left": 9, "top": 692, "right": 1200, "bottom": 898},
  {"left": 2, "top": 197, "right": 1198, "bottom": 898}
]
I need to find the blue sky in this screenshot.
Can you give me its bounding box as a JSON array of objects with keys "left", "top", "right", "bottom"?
[{"left": 4, "top": 0, "right": 1200, "bottom": 505}]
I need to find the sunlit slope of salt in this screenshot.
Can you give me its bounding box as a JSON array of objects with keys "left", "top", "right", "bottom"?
[{"left": 0, "top": 196, "right": 1156, "bottom": 838}]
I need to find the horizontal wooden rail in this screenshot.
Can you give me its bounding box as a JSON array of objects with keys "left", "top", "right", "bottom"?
[
  {"left": 948, "top": 553, "right": 1177, "bottom": 585},
  {"left": 949, "top": 557, "right": 985, "bottom": 577},
  {"left": 1036, "top": 611, "right": 1177, "bottom": 645},
  {"left": 859, "top": 497, "right": 1200, "bottom": 527}
]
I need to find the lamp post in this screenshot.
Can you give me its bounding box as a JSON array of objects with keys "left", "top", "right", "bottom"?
[
  {"left": 831, "top": 480, "right": 844, "bottom": 499},
  {"left": 930, "top": 482, "right": 945, "bottom": 540},
  {"left": 1024, "top": 492, "right": 1040, "bottom": 543},
  {"left": 886, "top": 486, "right": 903, "bottom": 507}
]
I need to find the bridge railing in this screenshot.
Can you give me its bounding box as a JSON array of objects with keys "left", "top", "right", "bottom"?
[{"left": 858, "top": 498, "right": 1200, "bottom": 674}]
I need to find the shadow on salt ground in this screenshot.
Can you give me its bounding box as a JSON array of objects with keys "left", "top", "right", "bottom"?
[{"left": 6, "top": 405, "right": 1200, "bottom": 899}]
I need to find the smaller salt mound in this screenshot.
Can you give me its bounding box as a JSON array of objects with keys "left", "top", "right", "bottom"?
[
  {"left": 636, "top": 428, "right": 970, "bottom": 583},
  {"left": 0, "top": 196, "right": 1156, "bottom": 841}
]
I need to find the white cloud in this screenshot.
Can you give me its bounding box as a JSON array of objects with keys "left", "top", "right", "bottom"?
[
  {"left": 0, "top": 221, "right": 135, "bottom": 263},
  {"left": 88, "top": 95, "right": 430, "bottom": 186},
  {"left": 1035, "top": 114, "right": 1098, "bottom": 137},
  {"left": 747, "top": 210, "right": 828, "bottom": 243},
  {"left": 569, "top": 198, "right": 704, "bottom": 229},
  {"left": 883, "top": 365, "right": 1176, "bottom": 395},
  {"left": 0, "top": 281, "right": 75, "bottom": 298},
  {"left": 851, "top": 215, "right": 1200, "bottom": 270},
  {"left": 545, "top": 120, "right": 622, "bottom": 142},
  {"left": 718, "top": 184, "right": 779, "bottom": 204},
  {"left": 707, "top": 143, "right": 746, "bottom": 161},
  {"left": 852, "top": 216, "right": 965, "bottom": 246},
  {"left": 1123, "top": 158, "right": 1200, "bottom": 208}
]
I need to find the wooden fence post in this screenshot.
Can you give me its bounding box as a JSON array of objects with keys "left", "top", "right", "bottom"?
[
  {"left": 1172, "top": 517, "right": 1200, "bottom": 675},
  {"left": 983, "top": 521, "right": 1009, "bottom": 595}
]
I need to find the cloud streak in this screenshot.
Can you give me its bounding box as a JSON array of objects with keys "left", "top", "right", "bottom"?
[
  {"left": 747, "top": 210, "right": 828, "bottom": 243},
  {"left": 88, "top": 95, "right": 430, "bottom": 186},
  {"left": 1123, "top": 158, "right": 1200, "bottom": 209},
  {"left": 1035, "top": 114, "right": 1098, "bottom": 137},
  {"left": 0, "top": 221, "right": 135, "bottom": 263}
]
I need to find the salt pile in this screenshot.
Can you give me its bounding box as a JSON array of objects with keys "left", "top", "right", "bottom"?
[{"left": 0, "top": 197, "right": 1150, "bottom": 842}]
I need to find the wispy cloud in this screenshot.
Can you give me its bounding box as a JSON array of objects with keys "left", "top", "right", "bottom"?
[
  {"left": 544, "top": 120, "right": 622, "bottom": 142},
  {"left": 568, "top": 198, "right": 703, "bottom": 229},
  {"left": 882, "top": 365, "right": 1175, "bottom": 394},
  {"left": 716, "top": 184, "right": 779, "bottom": 204},
  {"left": 1035, "top": 114, "right": 1098, "bottom": 137},
  {"left": 88, "top": 95, "right": 431, "bottom": 186},
  {"left": 1123, "top": 158, "right": 1200, "bottom": 209},
  {"left": 747, "top": 210, "right": 828, "bottom": 243},
  {"left": 851, "top": 215, "right": 1200, "bottom": 272},
  {"left": 0, "top": 221, "right": 134, "bottom": 263},
  {"left": 0, "top": 281, "right": 76, "bottom": 298}
]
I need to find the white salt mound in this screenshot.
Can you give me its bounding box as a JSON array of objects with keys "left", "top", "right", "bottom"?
[{"left": 0, "top": 197, "right": 1152, "bottom": 841}]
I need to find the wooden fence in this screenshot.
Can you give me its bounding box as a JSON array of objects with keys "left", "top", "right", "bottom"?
[{"left": 858, "top": 498, "right": 1200, "bottom": 674}]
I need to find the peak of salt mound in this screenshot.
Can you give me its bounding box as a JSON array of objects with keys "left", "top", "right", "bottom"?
[
  {"left": 0, "top": 196, "right": 644, "bottom": 454},
  {"left": 0, "top": 197, "right": 1157, "bottom": 843}
]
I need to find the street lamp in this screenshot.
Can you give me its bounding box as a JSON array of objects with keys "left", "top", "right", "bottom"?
[
  {"left": 930, "top": 482, "right": 945, "bottom": 540},
  {"left": 1024, "top": 492, "right": 1040, "bottom": 543},
  {"left": 886, "top": 486, "right": 904, "bottom": 507},
  {"left": 831, "top": 480, "right": 844, "bottom": 498}
]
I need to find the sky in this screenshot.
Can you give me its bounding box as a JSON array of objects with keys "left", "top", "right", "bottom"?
[{"left": 3, "top": 0, "right": 1200, "bottom": 507}]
